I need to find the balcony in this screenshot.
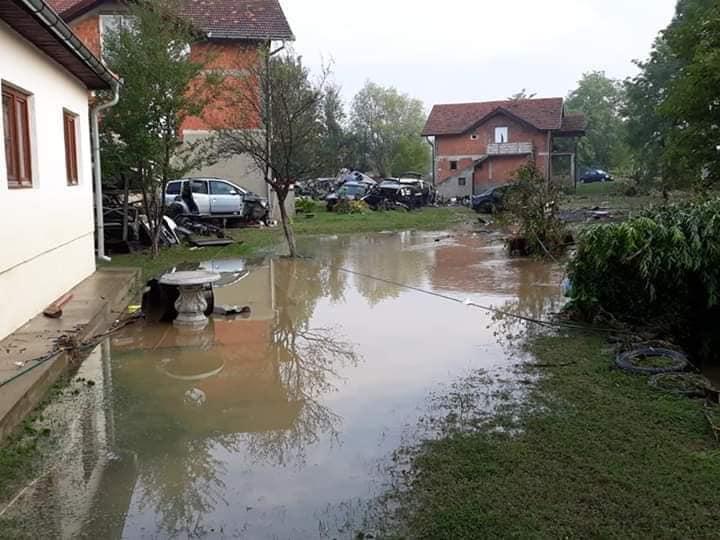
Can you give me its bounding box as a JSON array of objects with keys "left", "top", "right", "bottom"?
[{"left": 486, "top": 142, "right": 533, "bottom": 156}]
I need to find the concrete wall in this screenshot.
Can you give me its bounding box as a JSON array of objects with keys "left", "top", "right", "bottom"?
[
  {"left": 182, "top": 130, "right": 294, "bottom": 218},
  {"left": 0, "top": 21, "right": 96, "bottom": 340}
]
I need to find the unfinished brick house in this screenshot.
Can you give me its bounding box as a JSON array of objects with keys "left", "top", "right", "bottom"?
[
  {"left": 422, "top": 98, "right": 586, "bottom": 200},
  {"left": 47, "top": 0, "right": 294, "bottom": 206}
]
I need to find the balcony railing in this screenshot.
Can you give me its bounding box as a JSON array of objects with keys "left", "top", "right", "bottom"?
[{"left": 487, "top": 142, "right": 533, "bottom": 155}]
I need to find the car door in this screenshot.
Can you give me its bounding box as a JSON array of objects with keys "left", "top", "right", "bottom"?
[
  {"left": 209, "top": 180, "right": 244, "bottom": 215},
  {"left": 189, "top": 180, "right": 210, "bottom": 214},
  {"left": 165, "top": 181, "right": 182, "bottom": 207}
]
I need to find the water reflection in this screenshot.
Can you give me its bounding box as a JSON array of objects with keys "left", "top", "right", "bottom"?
[{"left": 2, "top": 232, "right": 563, "bottom": 539}]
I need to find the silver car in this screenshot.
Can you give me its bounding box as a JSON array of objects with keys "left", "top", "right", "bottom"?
[{"left": 164, "top": 177, "right": 268, "bottom": 221}]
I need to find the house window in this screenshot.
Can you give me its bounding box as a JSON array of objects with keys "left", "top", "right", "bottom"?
[
  {"left": 100, "top": 15, "right": 136, "bottom": 58},
  {"left": 450, "top": 160, "right": 458, "bottom": 170},
  {"left": 458, "top": 177, "right": 467, "bottom": 186},
  {"left": 495, "top": 126, "right": 509, "bottom": 144},
  {"left": 64, "top": 111, "right": 79, "bottom": 185},
  {"left": 2, "top": 84, "right": 32, "bottom": 188}
]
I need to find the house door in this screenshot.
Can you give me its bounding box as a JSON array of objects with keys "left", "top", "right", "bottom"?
[{"left": 473, "top": 161, "right": 490, "bottom": 194}]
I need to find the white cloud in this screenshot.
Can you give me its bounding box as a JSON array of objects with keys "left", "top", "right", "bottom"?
[{"left": 281, "top": 0, "right": 677, "bottom": 106}]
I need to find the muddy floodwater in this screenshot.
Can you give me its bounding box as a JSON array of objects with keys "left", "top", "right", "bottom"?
[{"left": 2, "top": 232, "right": 563, "bottom": 539}]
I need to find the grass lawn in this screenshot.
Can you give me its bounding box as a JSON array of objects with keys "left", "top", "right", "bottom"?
[
  {"left": 105, "top": 206, "right": 474, "bottom": 279},
  {"left": 387, "top": 334, "right": 720, "bottom": 539},
  {"left": 562, "top": 181, "right": 690, "bottom": 213}
]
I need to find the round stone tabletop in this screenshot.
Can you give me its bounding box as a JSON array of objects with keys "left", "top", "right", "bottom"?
[{"left": 159, "top": 270, "right": 222, "bottom": 287}]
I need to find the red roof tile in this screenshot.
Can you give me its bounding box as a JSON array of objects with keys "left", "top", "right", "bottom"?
[
  {"left": 423, "top": 98, "right": 565, "bottom": 136},
  {"left": 47, "top": 0, "right": 294, "bottom": 40}
]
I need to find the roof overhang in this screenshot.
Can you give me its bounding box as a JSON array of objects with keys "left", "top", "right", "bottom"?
[
  {"left": 0, "top": 0, "right": 117, "bottom": 90},
  {"left": 466, "top": 107, "right": 542, "bottom": 134},
  {"left": 55, "top": 0, "right": 296, "bottom": 42},
  {"left": 555, "top": 128, "right": 586, "bottom": 137}
]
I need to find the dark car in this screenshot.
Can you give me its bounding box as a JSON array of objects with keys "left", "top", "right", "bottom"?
[
  {"left": 579, "top": 169, "right": 613, "bottom": 183},
  {"left": 362, "top": 180, "right": 423, "bottom": 210},
  {"left": 325, "top": 181, "right": 371, "bottom": 211},
  {"left": 396, "top": 173, "right": 437, "bottom": 206},
  {"left": 471, "top": 184, "right": 515, "bottom": 214}
]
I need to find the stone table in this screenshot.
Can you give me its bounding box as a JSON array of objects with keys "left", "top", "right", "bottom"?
[{"left": 159, "top": 270, "right": 221, "bottom": 329}]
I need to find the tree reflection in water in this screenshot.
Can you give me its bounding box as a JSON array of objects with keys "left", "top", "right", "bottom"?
[
  {"left": 117, "top": 256, "right": 360, "bottom": 536},
  {"left": 241, "top": 257, "right": 360, "bottom": 466}
]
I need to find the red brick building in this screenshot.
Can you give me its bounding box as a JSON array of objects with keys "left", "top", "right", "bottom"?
[
  {"left": 422, "top": 98, "right": 586, "bottom": 199},
  {"left": 46, "top": 0, "right": 294, "bottom": 202}
]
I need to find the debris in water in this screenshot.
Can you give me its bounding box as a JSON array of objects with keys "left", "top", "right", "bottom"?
[
  {"left": 214, "top": 305, "right": 252, "bottom": 317},
  {"left": 184, "top": 388, "right": 207, "bottom": 407}
]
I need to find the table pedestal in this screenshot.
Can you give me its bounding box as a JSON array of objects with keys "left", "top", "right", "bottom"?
[{"left": 174, "top": 285, "right": 210, "bottom": 329}]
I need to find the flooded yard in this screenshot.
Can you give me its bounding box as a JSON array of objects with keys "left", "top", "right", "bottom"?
[{"left": 1, "top": 231, "right": 564, "bottom": 539}]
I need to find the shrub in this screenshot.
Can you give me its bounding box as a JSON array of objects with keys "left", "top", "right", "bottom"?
[
  {"left": 568, "top": 198, "right": 720, "bottom": 346},
  {"left": 296, "top": 197, "right": 322, "bottom": 214},
  {"left": 334, "top": 199, "right": 370, "bottom": 214},
  {"left": 505, "top": 163, "right": 568, "bottom": 257}
]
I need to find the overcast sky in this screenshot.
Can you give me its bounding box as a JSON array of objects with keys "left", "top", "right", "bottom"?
[{"left": 282, "top": 0, "right": 678, "bottom": 110}]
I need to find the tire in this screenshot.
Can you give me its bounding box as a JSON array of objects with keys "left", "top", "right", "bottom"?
[{"left": 615, "top": 347, "right": 688, "bottom": 375}]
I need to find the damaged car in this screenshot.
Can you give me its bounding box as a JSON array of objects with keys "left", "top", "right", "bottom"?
[
  {"left": 362, "top": 180, "right": 424, "bottom": 211},
  {"left": 164, "top": 177, "right": 269, "bottom": 224},
  {"left": 325, "top": 181, "right": 372, "bottom": 211}
]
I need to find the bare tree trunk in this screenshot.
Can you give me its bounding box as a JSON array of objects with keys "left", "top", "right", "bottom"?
[{"left": 277, "top": 191, "right": 297, "bottom": 257}]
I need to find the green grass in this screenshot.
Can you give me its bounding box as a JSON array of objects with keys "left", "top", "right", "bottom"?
[
  {"left": 0, "top": 377, "right": 69, "bottom": 504},
  {"left": 104, "top": 227, "right": 278, "bottom": 280},
  {"left": 387, "top": 334, "right": 720, "bottom": 539},
  {"left": 294, "top": 206, "right": 473, "bottom": 235},
  {"left": 562, "top": 182, "right": 692, "bottom": 214},
  {"left": 105, "top": 207, "right": 474, "bottom": 278}
]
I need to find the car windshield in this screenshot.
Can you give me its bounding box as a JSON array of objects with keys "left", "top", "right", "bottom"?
[{"left": 340, "top": 184, "right": 364, "bottom": 196}]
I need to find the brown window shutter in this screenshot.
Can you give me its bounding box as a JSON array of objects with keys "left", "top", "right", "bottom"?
[
  {"left": 2, "top": 85, "right": 32, "bottom": 188},
  {"left": 64, "top": 111, "right": 79, "bottom": 185}
]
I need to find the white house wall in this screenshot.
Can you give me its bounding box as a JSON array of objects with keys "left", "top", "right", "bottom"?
[{"left": 0, "top": 21, "right": 96, "bottom": 340}]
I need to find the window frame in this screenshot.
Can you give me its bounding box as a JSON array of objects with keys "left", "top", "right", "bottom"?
[
  {"left": 494, "top": 126, "right": 509, "bottom": 144},
  {"left": 210, "top": 180, "right": 239, "bottom": 196},
  {"left": 2, "top": 84, "right": 33, "bottom": 189},
  {"left": 449, "top": 160, "right": 458, "bottom": 171},
  {"left": 189, "top": 179, "right": 209, "bottom": 194},
  {"left": 458, "top": 177, "right": 467, "bottom": 186},
  {"left": 166, "top": 181, "right": 182, "bottom": 195},
  {"left": 100, "top": 14, "right": 137, "bottom": 59},
  {"left": 63, "top": 110, "right": 79, "bottom": 186}
]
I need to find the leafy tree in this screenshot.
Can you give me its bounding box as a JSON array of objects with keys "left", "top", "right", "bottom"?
[
  {"left": 508, "top": 89, "right": 537, "bottom": 101},
  {"left": 623, "top": 36, "right": 680, "bottom": 186},
  {"left": 101, "top": 0, "right": 218, "bottom": 256},
  {"left": 661, "top": 0, "right": 720, "bottom": 187},
  {"left": 216, "top": 51, "right": 328, "bottom": 257},
  {"left": 566, "top": 71, "right": 629, "bottom": 172},
  {"left": 350, "top": 82, "right": 429, "bottom": 177},
  {"left": 317, "top": 84, "right": 350, "bottom": 176}
]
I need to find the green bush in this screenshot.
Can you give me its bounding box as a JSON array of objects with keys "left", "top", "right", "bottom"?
[
  {"left": 568, "top": 198, "right": 720, "bottom": 335},
  {"left": 334, "top": 199, "right": 370, "bottom": 214},
  {"left": 505, "top": 163, "right": 568, "bottom": 256},
  {"left": 295, "top": 197, "right": 322, "bottom": 214}
]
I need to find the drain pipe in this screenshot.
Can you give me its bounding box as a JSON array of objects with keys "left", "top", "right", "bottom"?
[
  {"left": 425, "top": 136, "right": 436, "bottom": 186},
  {"left": 91, "top": 82, "right": 120, "bottom": 262}
]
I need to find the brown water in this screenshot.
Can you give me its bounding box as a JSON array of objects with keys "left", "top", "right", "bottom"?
[{"left": 1, "top": 231, "right": 563, "bottom": 539}]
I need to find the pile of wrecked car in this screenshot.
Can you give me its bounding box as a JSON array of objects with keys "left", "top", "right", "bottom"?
[
  {"left": 303, "top": 169, "right": 437, "bottom": 212},
  {"left": 102, "top": 176, "right": 270, "bottom": 254}
]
